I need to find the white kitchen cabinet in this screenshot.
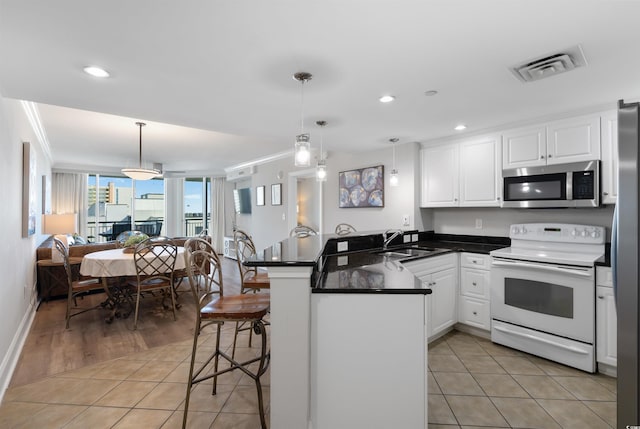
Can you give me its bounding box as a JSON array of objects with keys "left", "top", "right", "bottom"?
[
  {"left": 403, "top": 253, "right": 458, "bottom": 339},
  {"left": 601, "top": 110, "right": 618, "bottom": 204},
  {"left": 458, "top": 253, "right": 491, "bottom": 331},
  {"left": 421, "top": 144, "right": 459, "bottom": 207},
  {"left": 502, "top": 114, "right": 601, "bottom": 169},
  {"left": 421, "top": 135, "right": 501, "bottom": 208},
  {"left": 596, "top": 266, "right": 617, "bottom": 369}
]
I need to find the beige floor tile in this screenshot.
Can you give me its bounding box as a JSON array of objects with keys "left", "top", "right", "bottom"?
[
  {"left": 210, "top": 412, "right": 266, "bottom": 429},
  {"left": 553, "top": 376, "right": 617, "bottom": 401},
  {"left": 537, "top": 399, "right": 611, "bottom": 429},
  {"left": 127, "top": 360, "right": 181, "bottom": 382},
  {"left": 461, "top": 427, "right": 510, "bottom": 429},
  {"left": 203, "top": 360, "right": 245, "bottom": 386},
  {"left": 163, "top": 362, "right": 192, "bottom": 383},
  {"left": 473, "top": 373, "right": 529, "bottom": 398},
  {"left": 429, "top": 354, "right": 467, "bottom": 372},
  {"left": 429, "top": 425, "right": 460, "bottom": 429},
  {"left": 448, "top": 342, "right": 488, "bottom": 356},
  {"left": 136, "top": 382, "right": 188, "bottom": 410},
  {"left": 478, "top": 341, "right": 526, "bottom": 357},
  {"left": 13, "top": 404, "right": 87, "bottom": 429},
  {"left": 493, "top": 356, "right": 545, "bottom": 375},
  {"left": 154, "top": 345, "right": 192, "bottom": 362},
  {"left": 428, "top": 372, "right": 441, "bottom": 394},
  {"left": 53, "top": 360, "right": 112, "bottom": 380},
  {"left": 221, "top": 385, "right": 269, "bottom": 414},
  {"left": 459, "top": 356, "right": 506, "bottom": 374},
  {"left": 182, "top": 382, "right": 234, "bottom": 413},
  {"left": 122, "top": 346, "right": 168, "bottom": 362},
  {"left": 433, "top": 372, "right": 484, "bottom": 396},
  {"left": 5, "top": 377, "right": 120, "bottom": 405},
  {"left": 526, "top": 356, "right": 589, "bottom": 377},
  {"left": 64, "top": 405, "right": 130, "bottom": 429},
  {"left": 592, "top": 373, "right": 617, "bottom": 394},
  {"left": 445, "top": 395, "right": 508, "bottom": 427},
  {"left": 89, "top": 359, "right": 148, "bottom": 380},
  {"left": 95, "top": 380, "right": 159, "bottom": 407},
  {"left": 491, "top": 397, "right": 561, "bottom": 428},
  {"left": 511, "top": 374, "right": 575, "bottom": 399},
  {"left": 162, "top": 409, "right": 217, "bottom": 429},
  {"left": 583, "top": 401, "right": 616, "bottom": 428},
  {"left": 429, "top": 340, "right": 456, "bottom": 355},
  {"left": 112, "top": 408, "right": 173, "bottom": 429},
  {"left": 428, "top": 394, "right": 457, "bottom": 425},
  {"left": 0, "top": 401, "right": 48, "bottom": 427}
]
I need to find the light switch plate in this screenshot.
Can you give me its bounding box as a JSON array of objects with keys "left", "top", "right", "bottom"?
[
  {"left": 411, "top": 234, "right": 418, "bottom": 242},
  {"left": 337, "top": 255, "right": 349, "bottom": 266},
  {"left": 403, "top": 235, "right": 411, "bottom": 243},
  {"left": 337, "top": 241, "right": 349, "bottom": 252}
]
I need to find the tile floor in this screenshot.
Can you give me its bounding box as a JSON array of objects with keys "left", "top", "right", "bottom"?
[
  {"left": 428, "top": 330, "right": 616, "bottom": 429},
  {"left": 0, "top": 326, "right": 616, "bottom": 428}
]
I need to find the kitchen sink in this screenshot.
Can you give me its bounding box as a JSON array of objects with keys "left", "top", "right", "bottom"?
[{"left": 375, "top": 246, "right": 442, "bottom": 260}]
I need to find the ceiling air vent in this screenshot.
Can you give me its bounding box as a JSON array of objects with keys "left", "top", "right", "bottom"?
[{"left": 511, "top": 45, "right": 587, "bottom": 83}]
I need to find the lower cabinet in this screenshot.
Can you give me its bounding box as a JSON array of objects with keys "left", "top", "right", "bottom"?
[
  {"left": 458, "top": 253, "right": 491, "bottom": 331},
  {"left": 596, "top": 267, "right": 617, "bottom": 369},
  {"left": 459, "top": 296, "right": 490, "bottom": 330}
]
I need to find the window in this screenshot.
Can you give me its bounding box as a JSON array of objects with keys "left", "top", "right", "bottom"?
[{"left": 184, "top": 177, "right": 211, "bottom": 236}]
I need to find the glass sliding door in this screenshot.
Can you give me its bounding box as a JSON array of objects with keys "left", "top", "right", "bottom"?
[
  {"left": 184, "top": 177, "right": 211, "bottom": 236},
  {"left": 88, "top": 175, "right": 133, "bottom": 242},
  {"left": 133, "top": 177, "right": 165, "bottom": 237}
]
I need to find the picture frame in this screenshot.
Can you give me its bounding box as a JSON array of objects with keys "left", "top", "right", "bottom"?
[
  {"left": 271, "top": 183, "right": 282, "bottom": 206},
  {"left": 256, "top": 185, "right": 265, "bottom": 206},
  {"left": 22, "top": 142, "right": 37, "bottom": 237},
  {"left": 339, "top": 165, "right": 384, "bottom": 208}
]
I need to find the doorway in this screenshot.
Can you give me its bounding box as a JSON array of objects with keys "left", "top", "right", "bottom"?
[{"left": 287, "top": 169, "right": 323, "bottom": 235}]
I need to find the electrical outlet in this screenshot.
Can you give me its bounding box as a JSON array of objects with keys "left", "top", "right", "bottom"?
[
  {"left": 402, "top": 214, "right": 410, "bottom": 227},
  {"left": 411, "top": 234, "right": 418, "bottom": 242},
  {"left": 403, "top": 234, "right": 411, "bottom": 243},
  {"left": 337, "top": 241, "right": 349, "bottom": 252},
  {"left": 282, "top": 212, "right": 286, "bottom": 221},
  {"left": 475, "top": 218, "right": 483, "bottom": 229}
]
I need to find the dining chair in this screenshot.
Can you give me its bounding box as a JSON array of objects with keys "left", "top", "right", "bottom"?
[
  {"left": 54, "top": 237, "right": 104, "bottom": 329},
  {"left": 126, "top": 236, "right": 178, "bottom": 330},
  {"left": 182, "top": 238, "right": 270, "bottom": 429},
  {"left": 335, "top": 223, "right": 357, "bottom": 235},
  {"left": 233, "top": 230, "right": 270, "bottom": 356},
  {"left": 290, "top": 224, "right": 318, "bottom": 237}
]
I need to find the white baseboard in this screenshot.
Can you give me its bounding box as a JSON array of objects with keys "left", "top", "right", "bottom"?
[{"left": 0, "top": 300, "right": 37, "bottom": 403}]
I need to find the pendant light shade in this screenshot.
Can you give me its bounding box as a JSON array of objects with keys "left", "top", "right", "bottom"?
[
  {"left": 121, "top": 122, "right": 161, "bottom": 180},
  {"left": 390, "top": 138, "right": 399, "bottom": 187},
  {"left": 293, "top": 72, "right": 312, "bottom": 167},
  {"left": 316, "top": 120, "right": 328, "bottom": 182}
]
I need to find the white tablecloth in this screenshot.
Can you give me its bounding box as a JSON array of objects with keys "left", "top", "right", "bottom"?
[{"left": 80, "top": 247, "right": 186, "bottom": 278}]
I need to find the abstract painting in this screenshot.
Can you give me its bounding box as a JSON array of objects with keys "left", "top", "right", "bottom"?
[{"left": 339, "top": 165, "right": 384, "bottom": 208}]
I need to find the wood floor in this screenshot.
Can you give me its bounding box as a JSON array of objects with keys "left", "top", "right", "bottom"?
[{"left": 10, "top": 257, "right": 246, "bottom": 387}]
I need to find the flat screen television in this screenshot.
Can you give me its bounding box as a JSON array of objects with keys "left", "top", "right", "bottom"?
[{"left": 233, "top": 188, "right": 252, "bottom": 214}]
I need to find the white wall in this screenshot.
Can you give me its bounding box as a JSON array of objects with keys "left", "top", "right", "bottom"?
[
  {"left": 297, "top": 177, "right": 320, "bottom": 232},
  {"left": 0, "top": 96, "right": 52, "bottom": 399},
  {"left": 425, "top": 206, "right": 615, "bottom": 240}
]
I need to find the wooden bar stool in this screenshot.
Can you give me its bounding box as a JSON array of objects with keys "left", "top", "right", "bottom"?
[{"left": 182, "top": 238, "right": 270, "bottom": 429}]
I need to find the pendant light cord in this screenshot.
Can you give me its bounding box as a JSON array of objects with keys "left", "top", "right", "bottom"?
[
  {"left": 138, "top": 123, "right": 143, "bottom": 168},
  {"left": 300, "top": 79, "right": 305, "bottom": 134}
]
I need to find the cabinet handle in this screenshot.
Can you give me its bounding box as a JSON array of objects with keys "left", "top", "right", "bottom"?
[
  {"left": 540, "top": 155, "right": 545, "bottom": 159},
  {"left": 473, "top": 311, "right": 478, "bottom": 315},
  {"left": 497, "top": 197, "right": 501, "bottom": 200},
  {"left": 472, "top": 282, "right": 477, "bottom": 286},
  {"left": 454, "top": 198, "right": 458, "bottom": 202},
  {"left": 598, "top": 295, "right": 605, "bottom": 299},
  {"left": 472, "top": 260, "right": 477, "bottom": 264},
  {"left": 548, "top": 154, "right": 552, "bottom": 158},
  {"left": 603, "top": 192, "right": 609, "bottom": 196}
]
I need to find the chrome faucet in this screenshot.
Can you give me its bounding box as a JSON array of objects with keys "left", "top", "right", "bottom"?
[{"left": 382, "top": 229, "right": 403, "bottom": 249}]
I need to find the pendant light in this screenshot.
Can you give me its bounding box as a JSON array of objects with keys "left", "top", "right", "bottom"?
[
  {"left": 293, "top": 72, "right": 312, "bottom": 167},
  {"left": 389, "top": 138, "right": 399, "bottom": 187},
  {"left": 316, "top": 120, "right": 327, "bottom": 182},
  {"left": 121, "top": 122, "right": 161, "bottom": 180}
]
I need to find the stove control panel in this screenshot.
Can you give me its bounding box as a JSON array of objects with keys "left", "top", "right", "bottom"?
[{"left": 509, "top": 223, "right": 605, "bottom": 244}]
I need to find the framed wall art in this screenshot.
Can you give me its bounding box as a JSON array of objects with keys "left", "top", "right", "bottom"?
[
  {"left": 339, "top": 165, "right": 384, "bottom": 208},
  {"left": 256, "top": 185, "right": 265, "bottom": 206},
  {"left": 22, "top": 142, "right": 37, "bottom": 236},
  {"left": 271, "top": 183, "right": 282, "bottom": 206}
]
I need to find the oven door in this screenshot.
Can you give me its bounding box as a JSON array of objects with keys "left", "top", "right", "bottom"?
[{"left": 490, "top": 257, "right": 594, "bottom": 343}]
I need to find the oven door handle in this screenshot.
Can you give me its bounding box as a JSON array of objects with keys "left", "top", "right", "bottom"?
[
  {"left": 493, "top": 325, "right": 589, "bottom": 355},
  {"left": 491, "top": 259, "right": 592, "bottom": 277}
]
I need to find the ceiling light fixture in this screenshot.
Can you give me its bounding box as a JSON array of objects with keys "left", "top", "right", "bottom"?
[
  {"left": 121, "top": 122, "right": 161, "bottom": 180},
  {"left": 454, "top": 124, "right": 467, "bottom": 131},
  {"left": 316, "top": 120, "right": 327, "bottom": 182},
  {"left": 379, "top": 95, "right": 395, "bottom": 103},
  {"left": 389, "top": 138, "right": 399, "bottom": 187},
  {"left": 83, "top": 66, "right": 110, "bottom": 78},
  {"left": 293, "top": 72, "right": 312, "bottom": 167}
]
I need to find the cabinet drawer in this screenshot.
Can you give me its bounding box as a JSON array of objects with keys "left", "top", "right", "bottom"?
[
  {"left": 460, "top": 268, "right": 490, "bottom": 300},
  {"left": 458, "top": 296, "right": 490, "bottom": 331},
  {"left": 460, "top": 253, "right": 491, "bottom": 270},
  {"left": 596, "top": 266, "right": 612, "bottom": 288},
  {"left": 403, "top": 253, "right": 457, "bottom": 280}
]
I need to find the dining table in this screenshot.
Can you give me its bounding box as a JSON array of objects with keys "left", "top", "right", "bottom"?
[{"left": 80, "top": 246, "right": 186, "bottom": 322}]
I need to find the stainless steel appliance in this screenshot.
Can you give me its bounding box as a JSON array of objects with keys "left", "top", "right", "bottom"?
[
  {"left": 615, "top": 100, "right": 640, "bottom": 425},
  {"left": 490, "top": 223, "right": 605, "bottom": 372},
  {"left": 502, "top": 160, "right": 599, "bottom": 208}
]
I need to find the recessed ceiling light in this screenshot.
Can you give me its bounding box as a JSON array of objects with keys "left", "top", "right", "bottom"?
[
  {"left": 83, "top": 66, "right": 110, "bottom": 78},
  {"left": 454, "top": 124, "right": 467, "bottom": 131},
  {"left": 424, "top": 90, "right": 438, "bottom": 96},
  {"left": 379, "top": 95, "right": 395, "bottom": 103}
]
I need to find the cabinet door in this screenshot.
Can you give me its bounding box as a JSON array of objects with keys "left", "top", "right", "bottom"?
[
  {"left": 459, "top": 135, "right": 502, "bottom": 207},
  {"left": 429, "top": 268, "right": 457, "bottom": 336},
  {"left": 596, "top": 286, "right": 617, "bottom": 367},
  {"left": 601, "top": 111, "right": 618, "bottom": 204},
  {"left": 502, "top": 126, "right": 547, "bottom": 169},
  {"left": 546, "top": 114, "right": 601, "bottom": 165},
  {"left": 421, "top": 145, "right": 459, "bottom": 207},
  {"left": 458, "top": 296, "right": 490, "bottom": 330},
  {"left": 460, "top": 267, "right": 490, "bottom": 300}
]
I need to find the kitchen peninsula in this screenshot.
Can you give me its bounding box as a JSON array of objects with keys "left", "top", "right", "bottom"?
[{"left": 246, "top": 230, "right": 509, "bottom": 429}]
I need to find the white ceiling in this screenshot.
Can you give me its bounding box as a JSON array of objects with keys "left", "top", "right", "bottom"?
[{"left": 1, "top": 0, "right": 639, "bottom": 176}]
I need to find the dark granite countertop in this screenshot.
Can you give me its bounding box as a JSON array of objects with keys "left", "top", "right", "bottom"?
[{"left": 595, "top": 243, "right": 611, "bottom": 267}]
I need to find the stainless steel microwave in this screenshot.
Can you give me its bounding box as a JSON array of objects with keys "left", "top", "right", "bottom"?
[{"left": 502, "top": 161, "right": 600, "bottom": 208}]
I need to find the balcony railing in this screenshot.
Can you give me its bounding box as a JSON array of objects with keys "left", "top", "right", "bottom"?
[{"left": 86, "top": 217, "right": 205, "bottom": 242}]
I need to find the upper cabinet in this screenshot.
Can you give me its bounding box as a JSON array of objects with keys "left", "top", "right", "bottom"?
[
  {"left": 421, "top": 134, "right": 501, "bottom": 208},
  {"left": 601, "top": 110, "right": 618, "bottom": 204},
  {"left": 502, "top": 114, "right": 601, "bottom": 169}
]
